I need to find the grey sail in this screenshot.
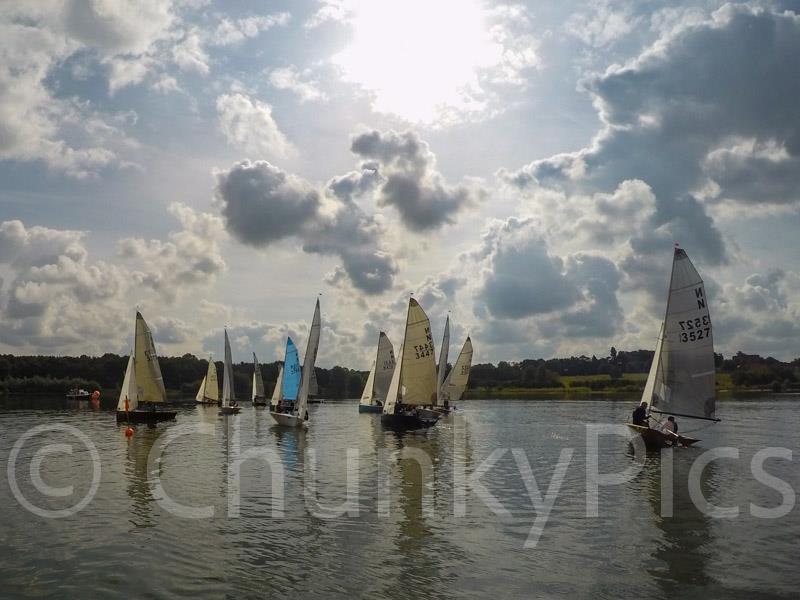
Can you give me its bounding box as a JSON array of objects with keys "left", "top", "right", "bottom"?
[{"left": 652, "top": 248, "right": 716, "bottom": 420}]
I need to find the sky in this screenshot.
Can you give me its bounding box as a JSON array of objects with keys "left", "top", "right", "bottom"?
[{"left": 1, "top": 0, "right": 799, "bottom": 367}]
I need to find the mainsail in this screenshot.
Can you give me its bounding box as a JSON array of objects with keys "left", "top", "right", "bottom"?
[
  {"left": 271, "top": 365, "right": 284, "bottom": 409},
  {"left": 295, "top": 299, "right": 321, "bottom": 421},
  {"left": 222, "top": 329, "right": 235, "bottom": 407},
  {"left": 441, "top": 336, "right": 473, "bottom": 404},
  {"left": 436, "top": 315, "right": 450, "bottom": 406},
  {"left": 205, "top": 357, "right": 219, "bottom": 402},
  {"left": 134, "top": 312, "right": 166, "bottom": 403},
  {"left": 117, "top": 353, "right": 138, "bottom": 412},
  {"left": 252, "top": 353, "right": 265, "bottom": 400},
  {"left": 396, "top": 298, "right": 437, "bottom": 408},
  {"left": 360, "top": 332, "right": 396, "bottom": 407},
  {"left": 282, "top": 337, "right": 301, "bottom": 401},
  {"left": 651, "top": 248, "right": 716, "bottom": 420}
]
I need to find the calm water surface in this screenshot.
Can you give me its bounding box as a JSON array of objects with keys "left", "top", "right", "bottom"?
[{"left": 1, "top": 396, "right": 798, "bottom": 599}]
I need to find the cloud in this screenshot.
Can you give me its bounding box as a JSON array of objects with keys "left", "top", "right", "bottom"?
[
  {"left": 269, "top": 66, "right": 328, "bottom": 102},
  {"left": 211, "top": 13, "right": 290, "bottom": 46},
  {"left": 565, "top": 0, "right": 642, "bottom": 48},
  {"left": 0, "top": 204, "right": 227, "bottom": 353},
  {"left": 214, "top": 159, "right": 397, "bottom": 294},
  {"left": 350, "top": 130, "right": 481, "bottom": 231},
  {"left": 216, "top": 93, "right": 294, "bottom": 159}
]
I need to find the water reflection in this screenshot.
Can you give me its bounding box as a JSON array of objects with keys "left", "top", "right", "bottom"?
[{"left": 121, "top": 425, "right": 162, "bottom": 530}]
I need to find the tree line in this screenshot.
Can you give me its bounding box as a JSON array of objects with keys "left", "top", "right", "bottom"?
[{"left": 1, "top": 349, "right": 798, "bottom": 397}]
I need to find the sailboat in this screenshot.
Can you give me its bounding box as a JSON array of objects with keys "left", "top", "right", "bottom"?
[
  {"left": 358, "top": 332, "right": 396, "bottom": 413},
  {"left": 218, "top": 329, "right": 241, "bottom": 415},
  {"left": 439, "top": 336, "right": 474, "bottom": 409},
  {"left": 381, "top": 298, "right": 440, "bottom": 430},
  {"left": 627, "top": 247, "right": 720, "bottom": 448},
  {"left": 270, "top": 299, "right": 321, "bottom": 427},
  {"left": 116, "top": 312, "right": 177, "bottom": 424},
  {"left": 195, "top": 356, "right": 219, "bottom": 404},
  {"left": 252, "top": 353, "right": 267, "bottom": 406}
]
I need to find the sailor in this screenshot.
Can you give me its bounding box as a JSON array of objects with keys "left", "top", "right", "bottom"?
[
  {"left": 663, "top": 416, "right": 678, "bottom": 434},
  {"left": 632, "top": 401, "right": 649, "bottom": 426}
]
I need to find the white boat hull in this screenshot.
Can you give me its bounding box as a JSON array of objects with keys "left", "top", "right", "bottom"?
[{"left": 269, "top": 411, "right": 306, "bottom": 427}]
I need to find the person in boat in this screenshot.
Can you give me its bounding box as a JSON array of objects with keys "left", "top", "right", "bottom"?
[
  {"left": 662, "top": 416, "right": 678, "bottom": 434},
  {"left": 632, "top": 402, "right": 649, "bottom": 427}
]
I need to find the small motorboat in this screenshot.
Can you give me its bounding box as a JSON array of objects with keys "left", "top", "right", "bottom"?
[{"left": 66, "top": 388, "right": 91, "bottom": 399}]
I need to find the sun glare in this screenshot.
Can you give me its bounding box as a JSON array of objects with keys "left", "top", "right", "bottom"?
[{"left": 333, "top": 0, "right": 501, "bottom": 124}]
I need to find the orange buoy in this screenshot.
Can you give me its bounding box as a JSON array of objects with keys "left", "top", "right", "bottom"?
[
  {"left": 125, "top": 426, "right": 134, "bottom": 438},
  {"left": 91, "top": 390, "right": 101, "bottom": 400}
]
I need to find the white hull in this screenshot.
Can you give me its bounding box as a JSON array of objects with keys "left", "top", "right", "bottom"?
[{"left": 269, "top": 411, "right": 306, "bottom": 427}]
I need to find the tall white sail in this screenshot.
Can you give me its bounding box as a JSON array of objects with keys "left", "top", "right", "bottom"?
[
  {"left": 441, "top": 336, "right": 473, "bottom": 404},
  {"left": 195, "top": 376, "right": 206, "bottom": 402},
  {"left": 252, "top": 353, "right": 265, "bottom": 400},
  {"left": 222, "top": 329, "right": 235, "bottom": 407},
  {"left": 205, "top": 357, "right": 219, "bottom": 402},
  {"left": 271, "top": 365, "right": 284, "bottom": 409},
  {"left": 383, "top": 344, "right": 403, "bottom": 415},
  {"left": 654, "top": 248, "right": 716, "bottom": 420},
  {"left": 309, "top": 367, "right": 319, "bottom": 397},
  {"left": 436, "top": 315, "right": 450, "bottom": 405},
  {"left": 359, "top": 361, "right": 377, "bottom": 406},
  {"left": 373, "top": 332, "right": 395, "bottom": 404},
  {"left": 398, "top": 298, "right": 437, "bottom": 407},
  {"left": 117, "top": 353, "right": 138, "bottom": 412},
  {"left": 134, "top": 312, "right": 167, "bottom": 404},
  {"left": 295, "top": 299, "right": 321, "bottom": 421},
  {"left": 641, "top": 322, "right": 665, "bottom": 406}
]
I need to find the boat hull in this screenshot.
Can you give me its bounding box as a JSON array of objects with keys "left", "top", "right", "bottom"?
[
  {"left": 269, "top": 411, "right": 306, "bottom": 427},
  {"left": 195, "top": 399, "right": 218, "bottom": 405},
  {"left": 218, "top": 406, "right": 241, "bottom": 415},
  {"left": 358, "top": 403, "right": 383, "bottom": 413},
  {"left": 381, "top": 412, "right": 439, "bottom": 431},
  {"left": 252, "top": 400, "right": 268, "bottom": 407},
  {"left": 626, "top": 423, "right": 699, "bottom": 449},
  {"left": 116, "top": 410, "right": 177, "bottom": 424}
]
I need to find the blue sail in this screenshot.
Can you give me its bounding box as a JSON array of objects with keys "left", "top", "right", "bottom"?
[{"left": 281, "top": 337, "right": 301, "bottom": 401}]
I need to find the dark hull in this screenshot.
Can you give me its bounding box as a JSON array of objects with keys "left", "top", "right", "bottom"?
[
  {"left": 116, "top": 410, "right": 177, "bottom": 424},
  {"left": 626, "top": 423, "right": 699, "bottom": 449},
  {"left": 381, "top": 413, "right": 439, "bottom": 431},
  {"left": 358, "top": 403, "right": 383, "bottom": 413},
  {"left": 252, "top": 400, "right": 268, "bottom": 407},
  {"left": 308, "top": 399, "right": 324, "bottom": 404},
  {"left": 218, "top": 406, "right": 241, "bottom": 415}
]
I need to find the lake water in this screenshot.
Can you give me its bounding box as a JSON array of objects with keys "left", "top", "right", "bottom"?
[{"left": 0, "top": 396, "right": 798, "bottom": 599}]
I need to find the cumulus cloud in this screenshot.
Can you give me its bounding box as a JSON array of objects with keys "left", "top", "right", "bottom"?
[
  {"left": 350, "top": 130, "right": 481, "bottom": 231},
  {"left": 269, "top": 66, "right": 328, "bottom": 102},
  {"left": 214, "top": 159, "right": 397, "bottom": 294},
  {"left": 0, "top": 204, "right": 227, "bottom": 353},
  {"left": 216, "top": 93, "right": 294, "bottom": 159},
  {"left": 211, "top": 13, "right": 290, "bottom": 46}
]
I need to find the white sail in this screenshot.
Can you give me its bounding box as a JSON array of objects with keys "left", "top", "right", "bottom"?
[
  {"left": 641, "top": 322, "right": 665, "bottom": 406},
  {"left": 205, "top": 357, "right": 219, "bottom": 402},
  {"left": 309, "top": 367, "right": 319, "bottom": 397},
  {"left": 271, "top": 365, "right": 284, "bottom": 409},
  {"left": 360, "top": 361, "right": 377, "bottom": 406},
  {"left": 117, "top": 353, "right": 138, "bottom": 412},
  {"left": 134, "top": 312, "right": 167, "bottom": 404},
  {"left": 252, "top": 353, "right": 265, "bottom": 400},
  {"left": 195, "top": 376, "right": 206, "bottom": 402},
  {"left": 222, "top": 329, "right": 235, "bottom": 407},
  {"left": 654, "top": 248, "right": 716, "bottom": 420},
  {"left": 441, "top": 336, "right": 473, "bottom": 404},
  {"left": 436, "top": 315, "right": 450, "bottom": 406},
  {"left": 397, "top": 298, "right": 437, "bottom": 406},
  {"left": 383, "top": 344, "right": 403, "bottom": 415},
  {"left": 295, "top": 299, "right": 321, "bottom": 421},
  {"left": 373, "top": 332, "right": 395, "bottom": 405}
]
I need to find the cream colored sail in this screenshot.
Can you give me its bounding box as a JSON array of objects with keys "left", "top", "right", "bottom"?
[
  {"left": 640, "top": 322, "right": 664, "bottom": 407},
  {"left": 117, "top": 353, "right": 138, "bottom": 411},
  {"left": 373, "top": 332, "right": 395, "bottom": 404},
  {"left": 295, "top": 298, "right": 321, "bottom": 421},
  {"left": 360, "top": 361, "right": 377, "bottom": 406},
  {"left": 205, "top": 357, "right": 219, "bottom": 402},
  {"left": 398, "top": 298, "right": 437, "bottom": 406},
  {"left": 436, "top": 315, "right": 450, "bottom": 405},
  {"left": 441, "top": 336, "right": 473, "bottom": 404},
  {"left": 382, "top": 344, "right": 403, "bottom": 415},
  {"left": 252, "top": 353, "right": 265, "bottom": 400},
  {"left": 195, "top": 376, "right": 206, "bottom": 402},
  {"left": 271, "top": 365, "right": 284, "bottom": 409},
  {"left": 134, "top": 312, "right": 167, "bottom": 403},
  {"left": 222, "top": 329, "right": 235, "bottom": 407},
  {"left": 655, "top": 248, "right": 716, "bottom": 420}
]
